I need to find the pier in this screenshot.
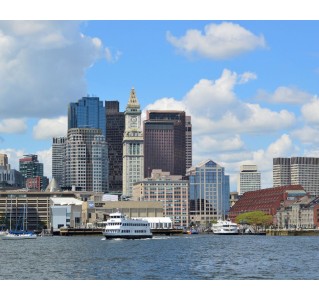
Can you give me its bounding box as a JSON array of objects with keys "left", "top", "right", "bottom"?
[
  {"left": 266, "top": 229, "right": 319, "bottom": 236},
  {"left": 59, "top": 228, "right": 103, "bottom": 236}
]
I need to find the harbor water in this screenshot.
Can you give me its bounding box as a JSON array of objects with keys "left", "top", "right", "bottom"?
[{"left": 0, "top": 233, "right": 319, "bottom": 280}]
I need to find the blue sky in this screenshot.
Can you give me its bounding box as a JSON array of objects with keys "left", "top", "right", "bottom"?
[{"left": 0, "top": 3, "right": 318, "bottom": 192}]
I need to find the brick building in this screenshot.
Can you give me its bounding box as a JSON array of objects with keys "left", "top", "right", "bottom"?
[{"left": 229, "top": 185, "right": 307, "bottom": 224}]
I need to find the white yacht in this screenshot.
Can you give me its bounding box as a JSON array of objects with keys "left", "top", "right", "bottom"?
[
  {"left": 102, "top": 211, "right": 153, "bottom": 239},
  {"left": 212, "top": 219, "right": 239, "bottom": 235}
]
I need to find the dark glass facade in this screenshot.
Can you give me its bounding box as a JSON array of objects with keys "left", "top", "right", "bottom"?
[
  {"left": 144, "top": 111, "right": 186, "bottom": 177},
  {"left": 105, "top": 101, "right": 125, "bottom": 193}
]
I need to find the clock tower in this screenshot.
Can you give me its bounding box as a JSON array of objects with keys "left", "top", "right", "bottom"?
[{"left": 122, "top": 88, "right": 144, "bottom": 198}]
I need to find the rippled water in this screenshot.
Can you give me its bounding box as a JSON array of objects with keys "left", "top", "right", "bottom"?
[{"left": 0, "top": 234, "right": 319, "bottom": 280}]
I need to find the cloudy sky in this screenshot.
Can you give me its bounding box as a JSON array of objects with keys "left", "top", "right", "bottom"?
[{"left": 0, "top": 3, "right": 318, "bottom": 192}]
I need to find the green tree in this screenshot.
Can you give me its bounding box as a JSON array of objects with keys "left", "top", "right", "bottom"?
[{"left": 236, "top": 211, "right": 273, "bottom": 230}]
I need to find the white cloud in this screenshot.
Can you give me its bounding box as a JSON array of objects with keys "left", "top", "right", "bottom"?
[
  {"left": 167, "top": 22, "right": 266, "bottom": 60},
  {"left": 37, "top": 148, "right": 52, "bottom": 178},
  {"left": 0, "top": 118, "right": 27, "bottom": 133},
  {"left": 0, "top": 21, "right": 117, "bottom": 119},
  {"left": 0, "top": 147, "right": 52, "bottom": 178},
  {"left": 144, "top": 69, "right": 301, "bottom": 191},
  {"left": 292, "top": 126, "right": 319, "bottom": 144},
  {"left": 0, "top": 148, "right": 25, "bottom": 171},
  {"left": 256, "top": 86, "right": 312, "bottom": 104},
  {"left": 33, "top": 116, "right": 67, "bottom": 140},
  {"left": 301, "top": 96, "right": 319, "bottom": 124}
]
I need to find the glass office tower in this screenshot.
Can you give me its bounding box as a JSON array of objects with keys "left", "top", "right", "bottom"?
[
  {"left": 68, "top": 96, "right": 106, "bottom": 137},
  {"left": 187, "top": 159, "right": 230, "bottom": 227}
]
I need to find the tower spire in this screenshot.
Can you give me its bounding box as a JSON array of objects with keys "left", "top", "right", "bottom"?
[{"left": 127, "top": 87, "right": 140, "bottom": 108}]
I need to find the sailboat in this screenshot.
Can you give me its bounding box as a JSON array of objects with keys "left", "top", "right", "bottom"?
[{"left": 1, "top": 203, "right": 37, "bottom": 240}]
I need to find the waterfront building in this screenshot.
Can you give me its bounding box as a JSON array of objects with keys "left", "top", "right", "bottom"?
[
  {"left": 276, "top": 196, "right": 319, "bottom": 229},
  {"left": 105, "top": 100, "right": 125, "bottom": 194},
  {"left": 52, "top": 137, "right": 66, "bottom": 187},
  {"left": 85, "top": 199, "right": 163, "bottom": 226},
  {"left": 144, "top": 110, "right": 187, "bottom": 178},
  {"left": 122, "top": 88, "right": 144, "bottom": 198},
  {"left": 186, "top": 159, "right": 230, "bottom": 227},
  {"left": 50, "top": 197, "right": 83, "bottom": 234},
  {"left": 132, "top": 169, "right": 189, "bottom": 228},
  {"left": 19, "top": 154, "right": 48, "bottom": 190},
  {"left": 0, "top": 190, "right": 83, "bottom": 231},
  {"left": 273, "top": 157, "right": 319, "bottom": 197},
  {"left": 64, "top": 128, "right": 108, "bottom": 192},
  {"left": 229, "top": 185, "right": 307, "bottom": 225},
  {"left": 68, "top": 96, "right": 106, "bottom": 137},
  {"left": 237, "top": 164, "right": 261, "bottom": 196}
]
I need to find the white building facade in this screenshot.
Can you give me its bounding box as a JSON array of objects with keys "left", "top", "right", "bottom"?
[
  {"left": 273, "top": 157, "right": 319, "bottom": 197},
  {"left": 122, "top": 88, "right": 144, "bottom": 198},
  {"left": 237, "top": 164, "right": 261, "bottom": 196},
  {"left": 132, "top": 169, "right": 189, "bottom": 227}
]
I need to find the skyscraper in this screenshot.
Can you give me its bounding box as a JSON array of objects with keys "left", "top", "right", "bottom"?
[
  {"left": 143, "top": 110, "right": 186, "bottom": 178},
  {"left": 105, "top": 100, "right": 125, "bottom": 193},
  {"left": 52, "top": 137, "right": 66, "bottom": 187},
  {"left": 273, "top": 157, "right": 291, "bottom": 187},
  {"left": 237, "top": 164, "right": 261, "bottom": 196},
  {"left": 122, "top": 88, "right": 144, "bottom": 198},
  {"left": 64, "top": 128, "right": 108, "bottom": 192},
  {"left": 68, "top": 96, "right": 106, "bottom": 137},
  {"left": 19, "top": 154, "right": 48, "bottom": 190},
  {"left": 187, "top": 159, "right": 230, "bottom": 226},
  {"left": 185, "top": 115, "right": 192, "bottom": 170},
  {"left": 273, "top": 157, "right": 319, "bottom": 197}
]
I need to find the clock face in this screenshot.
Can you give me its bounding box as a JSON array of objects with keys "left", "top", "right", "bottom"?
[{"left": 131, "top": 116, "right": 137, "bottom": 122}]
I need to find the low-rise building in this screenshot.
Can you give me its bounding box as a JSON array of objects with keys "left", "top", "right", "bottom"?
[
  {"left": 276, "top": 196, "right": 319, "bottom": 229},
  {"left": 50, "top": 197, "right": 83, "bottom": 233},
  {"left": 132, "top": 169, "right": 189, "bottom": 228},
  {"left": 229, "top": 185, "right": 307, "bottom": 225}
]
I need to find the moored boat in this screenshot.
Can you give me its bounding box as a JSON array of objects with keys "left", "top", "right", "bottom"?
[
  {"left": 1, "top": 231, "right": 37, "bottom": 240},
  {"left": 212, "top": 219, "right": 239, "bottom": 235},
  {"left": 102, "top": 211, "right": 153, "bottom": 239}
]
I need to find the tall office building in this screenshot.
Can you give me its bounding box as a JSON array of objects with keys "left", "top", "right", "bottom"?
[
  {"left": 68, "top": 96, "right": 106, "bottom": 137},
  {"left": 237, "top": 164, "right": 261, "bottom": 196},
  {"left": 273, "top": 157, "right": 319, "bottom": 197},
  {"left": 143, "top": 110, "right": 186, "bottom": 178},
  {"left": 64, "top": 128, "right": 108, "bottom": 192},
  {"left": 105, "top": 101, "right": 125, "bottom": 193},
  {"left": 186, "top": 159, "right": 230, "bottom": 226},
  {"left": 122, "top": 88, "right": 144, "bottom": 198},
  {"left": 19, "top": 154, "right": 48, "bottom": 190},
  {"left": 185, "top": 115, "right": 192, "bottom": 170},
  {"left": 273, "top": 157, "right": 291, "bottom": 187},
  {"left": 52, "top": 137, "right": 66, "bottom": 187},
  {"left": 0, "top": 154, "right": 9, "bottom": 170}
]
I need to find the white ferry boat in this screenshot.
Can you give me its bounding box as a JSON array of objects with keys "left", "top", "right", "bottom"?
[
  {"left": 212, "top": 219, "right": 239, "bottom": 235},
  {"left": 103, "top": 211, "right": 153, "bottom": 239}
]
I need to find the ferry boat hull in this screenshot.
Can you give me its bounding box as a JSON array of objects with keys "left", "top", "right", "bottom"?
[{"left": 103, "top": 233, "right": 153, "bottom": 239}]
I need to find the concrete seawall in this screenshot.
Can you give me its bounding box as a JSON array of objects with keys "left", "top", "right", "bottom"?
[{"left": 266, "top": 229, "right": 319, "bottom": 236}]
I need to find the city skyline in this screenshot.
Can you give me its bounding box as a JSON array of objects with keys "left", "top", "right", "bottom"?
[{"left": 0, "top": 18, "right": 319, "bottom": 192}]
